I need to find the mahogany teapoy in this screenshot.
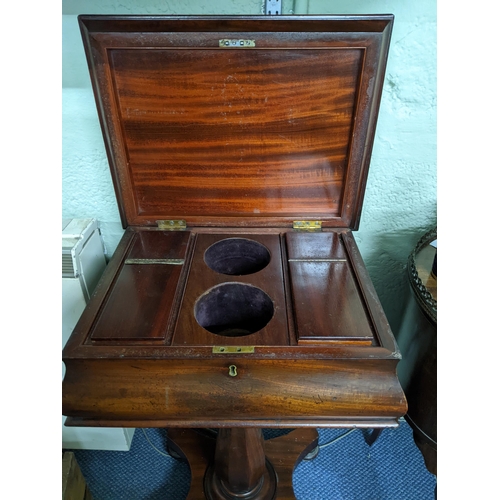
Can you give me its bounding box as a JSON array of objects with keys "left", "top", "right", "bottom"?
[{"left": 62, "top": 15, "right": 406, "bottom": 499}]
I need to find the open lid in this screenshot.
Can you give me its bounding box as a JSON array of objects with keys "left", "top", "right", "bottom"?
[{"left": 79, "top": 15, "right": 393, "bottom": 229}]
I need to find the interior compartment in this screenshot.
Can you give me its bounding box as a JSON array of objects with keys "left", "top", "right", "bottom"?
[
  {"left": 172, "top": 233, "right": 288, "bottom": 346},
  {"left": 89, "top": 231, "right": 190, "bottom": 343},
  {"left": 194, "top": 282, "right": 274, "bottom": 336},
  {"left": 204, "top": 238, "right": 271, "bottom": 275},
  {"left": 89, "top": 264, "right": 183, "bottom": 342},
  {"left": 285, "top": 232, "right": 375, "bottom": 345}
]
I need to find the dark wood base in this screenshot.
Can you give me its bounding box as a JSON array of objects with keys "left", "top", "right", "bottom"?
[
  {"left": 363, "top": 428, "right": 383, "bottom": 447},
  {"left": 167, "top": 428, "right": 319, "bottom": 500},
  {"left": 412, "top": 429, "right": 437, "bottom": 476}
]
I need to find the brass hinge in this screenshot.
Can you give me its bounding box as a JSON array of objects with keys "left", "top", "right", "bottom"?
[
  {"left": 156, "top": 220, "right": 187, "bottom": 231},
  {"left": 292, "top": 221, "right": 322, "bottom": 231}
]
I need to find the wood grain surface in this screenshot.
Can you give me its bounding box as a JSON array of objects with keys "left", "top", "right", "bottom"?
[
  {"left": 285, "top": 232, "right": 374, "bottom": 344},
  {"left": 62, "top": 357, "right": 405, "bottom": 425},
  {"left": 90, "top": 231, "right": 191, "bottom": 342}
]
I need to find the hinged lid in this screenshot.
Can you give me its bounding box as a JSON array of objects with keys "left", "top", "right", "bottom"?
[{"left": 79, "top": 15, "right": 393, "bottom": 229}]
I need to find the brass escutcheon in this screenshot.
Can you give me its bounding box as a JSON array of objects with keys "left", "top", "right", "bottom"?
[{"left": 228, "top": 365, "right": 238, "bottom": 377}]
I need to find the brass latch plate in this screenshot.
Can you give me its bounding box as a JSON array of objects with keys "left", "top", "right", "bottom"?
[
  {"left": 219, "top": 39, "right": 256, "bottom": 48},
  {"left": 212, "top": 346, "right": 255, "bottom": 354}
]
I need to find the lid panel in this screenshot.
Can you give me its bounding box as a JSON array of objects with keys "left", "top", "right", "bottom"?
[
  {"left": 110, "top": 47, "right": 362, "bottom": 218},
  {"left": 80, "top": 16, "right": 393, "bottom": 228}
]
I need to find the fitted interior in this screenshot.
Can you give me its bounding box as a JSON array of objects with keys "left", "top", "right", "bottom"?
[
  {"left": 194, "top": 283, "right": 274, "bottom": 336},
  {"left": 204, "top": 238, "right": 271, "bottom": 276}
]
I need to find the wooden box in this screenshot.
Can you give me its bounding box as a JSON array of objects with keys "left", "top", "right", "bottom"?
[{"left": 63, "top": 15, "right": 406, "bottom": 430}]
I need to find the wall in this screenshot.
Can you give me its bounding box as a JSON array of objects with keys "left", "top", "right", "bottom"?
[{"left": 62, "top": 0, "right": 437, "bottom": 335}]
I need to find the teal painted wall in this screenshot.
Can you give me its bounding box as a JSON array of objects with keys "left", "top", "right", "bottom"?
[{"left": 62, "top": 0, "right": 436, "bottom": 335}]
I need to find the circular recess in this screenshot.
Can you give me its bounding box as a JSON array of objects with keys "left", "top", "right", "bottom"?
[
  {"left": 194, "top": 283, "right": 274, "bottom": 336},
  {"left": 204, "top": 238, "right": 271, "bottom": 276}
]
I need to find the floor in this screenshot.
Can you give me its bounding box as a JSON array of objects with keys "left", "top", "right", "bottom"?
[{"left": 68, "top": 419, "right": 437, "bottom": 500}]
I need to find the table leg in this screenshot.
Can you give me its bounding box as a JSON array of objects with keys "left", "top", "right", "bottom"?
[
  {"left": 364, "top": 428, "right": 383, "bottom": 446},
  {"left": 167, "top": 427, "right": 319, "bottom": 500}
]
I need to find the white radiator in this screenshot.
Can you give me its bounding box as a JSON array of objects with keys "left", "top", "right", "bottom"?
[{"left": 62, "top": 218, "right": 135, "bottom": 450}]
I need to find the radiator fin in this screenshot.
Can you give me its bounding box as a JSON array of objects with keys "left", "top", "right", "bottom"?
[{"left": 62, "top": 253, "right": 76, "bottom": 277}]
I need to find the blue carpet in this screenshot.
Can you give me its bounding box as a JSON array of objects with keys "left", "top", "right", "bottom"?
[{"left": 68, "top": 420, "right": 436, "bottom": 499}]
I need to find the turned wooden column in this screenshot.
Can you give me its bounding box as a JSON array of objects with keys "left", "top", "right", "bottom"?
[
  {"left": 166, "top": 427, "right": 318, "bottom": 500},
  {"left": 204, "top": 428, "right": 277, "bottom": 500}
]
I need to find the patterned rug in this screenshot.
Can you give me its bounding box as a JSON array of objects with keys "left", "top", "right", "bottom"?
[{"left": 69, "top": 420, "right": 436, "bottom": 499}]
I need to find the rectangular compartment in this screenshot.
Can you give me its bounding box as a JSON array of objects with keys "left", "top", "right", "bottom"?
[
  {"left": 286, "top": 232, "right": 375, "bottom": 344},
  {"left": 89, "top": 231, "right": 190, "bottom": 343}
]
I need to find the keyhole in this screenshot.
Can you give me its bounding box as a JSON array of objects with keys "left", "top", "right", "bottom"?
[{"left": 228, "top": 365, "right": 237, "bottom": 377}]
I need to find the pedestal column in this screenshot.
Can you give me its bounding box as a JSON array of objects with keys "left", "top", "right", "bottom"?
[
  {"left": 204, "top": 428, "right": 277, "bottom": 499},
  {"left": 167, "top": 427, "right": 319, "bottom": 500}
]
